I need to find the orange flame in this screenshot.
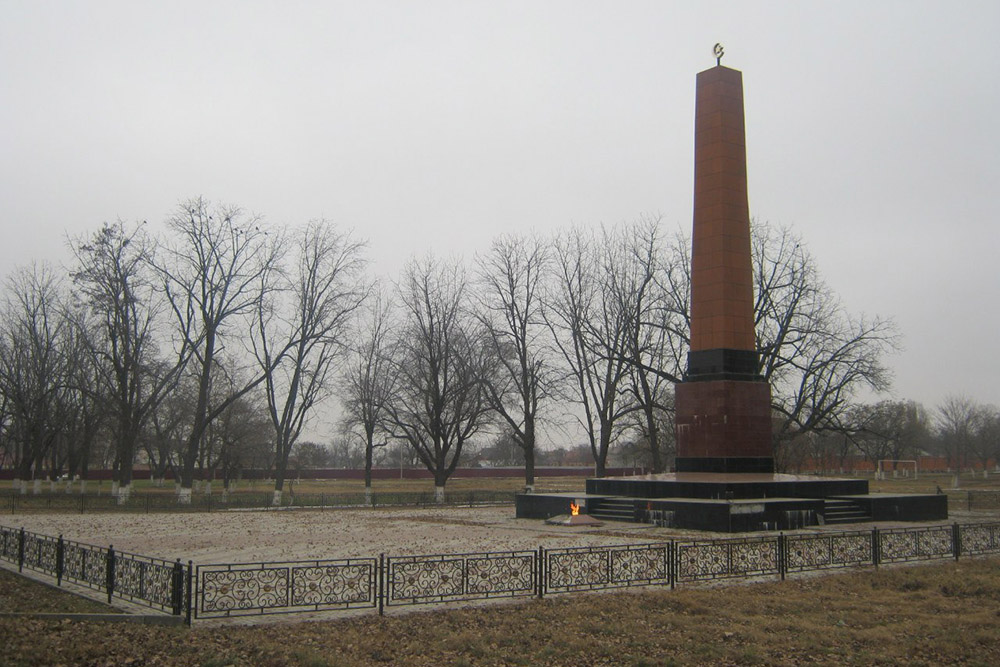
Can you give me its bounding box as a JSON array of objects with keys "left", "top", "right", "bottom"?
[{"left": 570, "top": 502, "right": 580, "bottom": 516}]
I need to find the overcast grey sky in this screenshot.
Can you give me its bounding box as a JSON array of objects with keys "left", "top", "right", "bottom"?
[{"left": 2, "top": 1, "right": 998, "bottom": 421}]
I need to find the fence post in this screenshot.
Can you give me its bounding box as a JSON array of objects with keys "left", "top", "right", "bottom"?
[
  {"left": 17, "top": 527, "right": 24, "bottom": 572},
  {"left": 56, "top": 535, "right": 65, "bottom": 586},
  {"left": 872, "top": 528, "right": 880, "bottom": 569},
  {"left": 778, "top": 533, "right": 786, "bottom": 581},
  {"left": 378, "top": 553, "right": 385, "bottom": 616},
  {"left": 537, "top": 546, "right": 545, "bottom": 599},
  {"left": 967, "top": 491, "right": 972, "bottom": 512},
  {"left": 953, "top": 522, "right": 961, "bottom": 561},
  {"left": 186, "top": 561, "right": 193, "bottom": 626},
  {"left": 669, "top": 541, "right": 676, "bottom": 591},
  {"left": 171, "top": 559, "right": 184, "bottom": 616},
  {"left": 106, "top": 545, "right": 116, "bottom": 604}
]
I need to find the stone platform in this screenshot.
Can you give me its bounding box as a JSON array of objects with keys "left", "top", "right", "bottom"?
[{"left": 515, "top": 473, "right": 948, "bottom": 532}]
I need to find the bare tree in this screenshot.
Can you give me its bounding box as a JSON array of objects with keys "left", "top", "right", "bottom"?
[
  {"left": 544, "top": 227, "right": 635, "bottom": 477},
  {"left": 341, "top": 288, "right": 396, "bottom": 502},
  {"left": 254, "top": 220, "right": 368, "bottom": 506},
  {"left": 384, "top": 256, "right": 492, "bottom": 502},
  {"left": 69, "top": 221, "right": 188, "bottom": 501},
  {"left": 155, "top": 197, "right": 284, "bottom": 503},
  {"left": 850, "top": 400, "right": 930, "bottom": 468},
  {"left": 751, "top": 222, "right": 899, "bottom": 457},
  {"left": 936, "top": 395, "right": 988, "bottom": 470},
  {"left": 475, "top": 233, "right": 550, "bottom": 489},
  {"left": 0, "top": 265, "right": 72, "bottom": 494}
]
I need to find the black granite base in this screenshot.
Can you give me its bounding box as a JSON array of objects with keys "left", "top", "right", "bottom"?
[
  {"left": 586, "top": 473, "right": 869, "bottom": 500},
  {"left": 675, "top": 457, "right": 775, "bottom": 473},
  {"left": 516, "top": 472, "right": 948, "bottom": 532}
]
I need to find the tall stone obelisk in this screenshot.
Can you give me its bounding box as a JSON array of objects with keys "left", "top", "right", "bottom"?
[{"left": 674, "top": 61, "right": 773, "bottom": 474}]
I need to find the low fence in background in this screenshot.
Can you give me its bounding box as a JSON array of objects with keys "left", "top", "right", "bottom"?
[
  {"left": 5, "top": 490, "right": 513, "bottom": 514},
  {"left": 3, "top": 520, "right": 1000, "bottom": 624}
]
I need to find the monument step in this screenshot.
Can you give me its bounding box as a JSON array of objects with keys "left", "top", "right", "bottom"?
[
  {"left": 588, "top": 498, "right": 636, "bottom": 521},
  {"left": 822, "top": 499, "right": 871, "bottom": 524}
]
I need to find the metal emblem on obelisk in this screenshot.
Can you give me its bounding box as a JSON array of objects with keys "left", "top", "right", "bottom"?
[{"left": 713, "top": 43, "right": 724, "bottom": 66}]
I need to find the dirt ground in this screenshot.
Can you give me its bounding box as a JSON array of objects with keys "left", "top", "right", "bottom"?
[{"left": 2, "top": 505, "right": 668, "bottom": 565}]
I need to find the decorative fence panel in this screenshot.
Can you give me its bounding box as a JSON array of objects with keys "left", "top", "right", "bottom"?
[
  {"left": 785, "top": 530, "right": 873, "bottom": 573},
  {"left": 878, "top": 525, "right": 955, "bottom": 563},
  {"left": 196, "top": 558, "right": 378, "bottom": 618},
  {"left": 675, "top": 536, "right": 781, "bottom": 582},
  {"left": 61, "top": 540, "right": 110, "bottom": 592},
  {"left": 385, "top": 551, "right": 536, "bottom": 606},
  {"left": 543, "top": 543, "right": 671, "bottom": 594},
  {"left": 113, "top": 550, "right": 179, "bottom": 612},
  {"left": 20, "top": 531, "right": 60, "bottom": 577},
  {"left": 959, "top": 522, "right": 1000, "bottom": 555}
]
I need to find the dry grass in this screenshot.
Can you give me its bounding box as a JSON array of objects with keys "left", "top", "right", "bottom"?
[
  {"left": 0, "top": 568, "right": 119, "bottom": 615},
  {"left": 2, "top": 558, "right": 999, "bottom": 666}
]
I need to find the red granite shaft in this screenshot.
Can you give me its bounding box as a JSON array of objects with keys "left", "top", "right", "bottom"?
[
  {"left": 689, "top": 66, "right": 756, "bottom": 353},
  {"left": 675, "top": 65, "right": 772, "bottom": 472}
]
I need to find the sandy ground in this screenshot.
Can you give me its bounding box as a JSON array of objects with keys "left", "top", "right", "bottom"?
[{"left": 2, "top": 505, "right": 667, "bottom": 565}]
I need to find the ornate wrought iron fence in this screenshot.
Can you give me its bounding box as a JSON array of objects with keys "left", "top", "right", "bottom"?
[
  {"left": 8, "top": 520, "right": 1000, "bottom": 625},
  {"left": 877, "top": 525, "right": 955, "bottom": 563},
  {"left": 195, "top": 557, "right": 378, "bottom": 618},
  {"left": 784, "top": 530, "right": 873, "bottom": 573},
  {"left": 958, "top": 521, "right": 1000, "bottom": 555},
  {"left": 0, "top": 524, "right": 191, "bottom": 619},
  {"left": 385, "top": 550, "right": 536, "bottom": 607},
  {"left": 20, "top": 531, "right": 60, "bottom": 577},
  {"left": 675, "top": 535, "right": 781, "bottom": 582},
  {"left": 542, "top": 543, "right": 671, "bottom": 594}
]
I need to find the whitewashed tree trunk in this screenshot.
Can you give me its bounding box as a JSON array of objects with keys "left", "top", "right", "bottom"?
[
  {"left": 177, "top": 487, "right": 192, "bottom": 504},
  {"left": 32, "top": 479, "right": 42, "bottom": 495},
  {"left": 80, "top": 479, "right": 88, "bottom": 494},
  {"left": 111, "top": 481, "right": 119, "bottom": 497},
  {"left": 365, "top": 487, "right": 373, "bottom": 506},
  {"left": 272, "top": 489, "right": 283, "bottom": 507},
  {"left": 174, "top": 483, "right": 181, "bottom": 494},
  {"left": 204, "top": 481, "right": 212, "bottom": 496},
  {"left": 49, "top": 479, "right": 57, "bottom": 493},
  {"left": 117, "top": 483, "right": 131, "bottom": 505},
  {"left": 434, "top": 486, "right": 445, "bottom": 503},
  {"left": 65, "top": 479, "right": 74, "bottom": 494}
]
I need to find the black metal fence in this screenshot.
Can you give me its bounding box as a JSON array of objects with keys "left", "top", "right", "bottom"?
[
  {"left": 5, "top": 490, "right": 514, "bottom": 514},
  {"left": 4, "top": 520, "right": 1000, "bottom": 624},
  {"left": 0, "top": 524, "right": 192, "bottom": 621}
]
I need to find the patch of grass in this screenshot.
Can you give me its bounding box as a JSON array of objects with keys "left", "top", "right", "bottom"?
[
  {"left": 1, "top": 559, "right": 1000, "bottom": 665},
  {"left": 0, "top": 567, "right": 119, "bottom": 614}
]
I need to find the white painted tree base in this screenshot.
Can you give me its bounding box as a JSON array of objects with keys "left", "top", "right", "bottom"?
[
  {"left": 177, "top": 487, "right": 192, "bottom": 504},
  {"left": 435, "top": 486, "right": 445, "bottom": 503},
  {"left": 272, "top": 490, "right": 283, "bottom": 507}
]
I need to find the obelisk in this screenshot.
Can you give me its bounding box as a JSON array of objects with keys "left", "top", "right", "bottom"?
[{"left": 674, "top": 55, "right": 773, "bottom": 474}]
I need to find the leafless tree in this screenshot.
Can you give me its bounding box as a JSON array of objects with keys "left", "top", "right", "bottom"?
[
  {"left": 751, "top": 222, "right": 899, "bottom": 456},
  {"left": 155, "top": 197, "right": 284, "bottom": 503},
  {"left": 69, "top": 221, "right": 188, "bottom": 501},
  {"left": 936, "top": 395, "right": 995, "bottom": 471},
  {"left": 606, "top": 218, "right": 687, "bottom": 473},
  {"left": 544, "top": 227, "right": 635, "bottom": 477},
  {"left": 383, "top": 256, "right": 492, "bottom": 501},
  {"left": 0, "top": 265, "right": 72, "bottom": 493},
  {"left": 341, "top": 287, "right": 396, "bottom": 501},
  {"left": 253, "top": 220, "right": 368, "bottom": 506},
  {"left": 849, "top": 400, "right": 930, "bottom": 468},
  {"left": 475, "top": 233, "right": 550, "bottom": 488}
]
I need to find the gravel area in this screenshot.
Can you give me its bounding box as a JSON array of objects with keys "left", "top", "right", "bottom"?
[{"left": 3, "top": 506, "right": 662, "bottom": 564}]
